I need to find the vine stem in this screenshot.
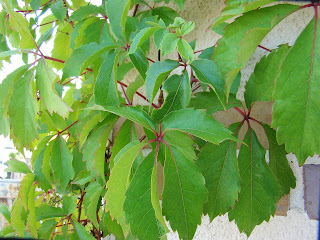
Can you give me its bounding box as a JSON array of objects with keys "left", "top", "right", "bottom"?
[{"left": 57, "top": 120, "right": 78, "bottom": 135}]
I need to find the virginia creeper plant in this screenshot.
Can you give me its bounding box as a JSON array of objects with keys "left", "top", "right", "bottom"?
[{"left": 0, "top": 0, "right": 317, "bottom": 238}]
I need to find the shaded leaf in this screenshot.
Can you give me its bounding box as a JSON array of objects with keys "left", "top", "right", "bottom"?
[
  {"left": 245, "top": 45, "right": 290, "bottom": 108},
  {"left": 153, "top": 72, "right": 191, "bottom": 122},
  {"left": 190, "top": 91, "right": 242, "bottom": 114},
  {"left": 87, "top": 187, "right": 104, "bottom": 228},
  {"left": 38, "top": 220, "right": 57, "bottom": 239},
  {"left": 18, "top": 173, "right": 34, "bottom": 211},
  {"left": 61, "top": 43, "right": 115, "bottom": 82},
  {"left": 197, "top": 127, "right": 240, "bottom": 220},
  {"left": 229, "top": 129, "right": 281, "bottom": 236},
  {"left": 94, "top": 52, "right": 119, "bottom": 106},
  {"left": 62, "top": 195, "right": 77, "bottom": 215},
  {"left": 26, "top": 185, "right": 37, "bottom": 238},
  {"left": 35, "top": 204, "right": 65, "bottom": 221},
  {"left": 151, "top": 7, "right": 179, "bottom": 26},
  {"left": 191, "top": 59, "right": 225, "bottom": 107},
  {"left": 11, "top": 198, "right": 24, "bottom": 236},
  {"left": 129, "top": 48, "right": 149, "bottom": 79},
  {"left": 51, "top": 0, "right": 67, "bottom": 22},
  {"left": 264, "top": 124, "right": 296, "bottom": 195},
  {"left": 73, "top": 220, "right": 96, "bottom": 240},
  {"left": 145, "top": 59, "right": 180, "bottom": 102},
  {"left": 100, "top": 212, "right": 124, "bottom": 239}
]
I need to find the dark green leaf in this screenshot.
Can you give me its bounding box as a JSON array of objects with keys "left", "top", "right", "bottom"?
[
  {"left": 245, "top": 45, "right": 290, "bottom": 108},
  {"left": 61, "top": 43, "right": 115, "bottom": 83},
  {"left": 272, "top": 17, "right": 320, "bottom": 164},
  {"left": 94, "top": 52, "right": 119, "bottom": 106},
  {"left": 162, "top": 144, "right": 207, "bottom": 240},
  {"left": 35, "top": 204, "right": 65, "bottom": 221},
  {"left": 83, "top": 20, "right": 115, "bottom": 46},
  {"left": 228, "top": 129, "right": 281, "bottom": 236},
  {"left": 191, "top": 59, "right": 225, "bottom": 107},
  {"left": 100, "top": 212, "right": 124, "bottom": 239},
  {"left": 73, "top": 220, "right": 96, "bottom": 240},
  {"left": 151, "top": 7, "right": 179, "bottom": 26},
  {"left": 162, "top": 108, "right": 236, "bottom": 144},
  {"left": 153, "top": 72, "right": 191, "bottom": 122},
  {"left": 197, "top": 127, "right": 240, "bottom": 220},
  {"left": 264, "top": 124, "right": 296, "bottom": 195},
  {"left": 145, "top": 59, "right": 180, "bottom": 102},
  {"left": 190, "top": 91, "right": 242, "bottom": 114},
  {"left": 198, "top": 46, "right": 214, "bottom": 60},
  {"left": 93, "top": 106, "right": 156, "bottom": 131},
  {"left": 129, "top": 48, "right": 149, "bottom": 79},
  {"left": 38, "top": 220, "right": 57, "bottom": 239}
]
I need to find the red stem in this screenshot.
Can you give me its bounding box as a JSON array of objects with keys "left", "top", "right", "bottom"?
[
  {"left": 234, "top": 107, "right": 246, "bottom": 117},
  {"left": 57, "top": 120, "right": 78, "bottom": 135},
  {"left": 258, "top": 45, "right": 272, "bottom": 52},
  {"left": 120, "top": 83, "right": 132, "bottom": 105},
  {"left": 147, "top": 57, "right": 155, "bottom": 63}
]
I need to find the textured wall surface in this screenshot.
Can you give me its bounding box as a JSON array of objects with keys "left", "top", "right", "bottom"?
[{"left": 118, "top": 1, "right": 320, "bottom": 239}]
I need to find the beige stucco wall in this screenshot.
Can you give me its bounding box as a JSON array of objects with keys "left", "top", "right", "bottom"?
[{"left": 122, "top": 1, "right": 320, "bottom": 239}]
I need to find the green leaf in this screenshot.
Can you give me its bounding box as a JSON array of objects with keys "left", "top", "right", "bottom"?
[
  {"left": 73, "top": 220, "right": 96, "bottom": 240},
  {"left": 51, "top": 0, "right": 67, "bottom": 22},
  {"left": 50, "top": 135, "right": 74, "bottom": 192},
  {"left": 36, "top": 59, "right": 73, "bottom": 118},
  {"left": 72, "top": 170, "right": 93, "bottom": 185},
  {"left": 82, "top": 115, "right": 117, "bottom": 181},
  {"left": 212, "top": 4, "right": 299, "bottom": 98},
  {"left": 173, "top": 0, "right": 186, "bottom": 10},
  {"left": 100, "top": 212, "right": 124, "bottom": 239},
  {"left": 129, "top": 48, "right": 149, "bottom": 79},
  {"left": 83, "top": 20, "right": 115, "bottom": 46},
  {"left": 198, "top": 46, "right": 215, "bottom": 60},
  {"left": 0, "top": 49, "right": 18, "bottom": 58},
  {"left": 38, "top": 219, "right": 57, "bottom": 239},
  {"left": 51, "top": 24, "right": 72, "bottom": 69},
  {"left": 7, "top": 9, "right": 35, "bottom": 49},
  {"left": 94, "top": 52, "right": 119, "bottom": 106},
  {"left": 151, "top": 7, "right": 179, "bottom": 26},
  {"left": 177, "top": 38, "right": 194, "bottom": 62},
  {"left": 244, "top": 45, "right": 290, "bottom": 108},
  {"left": 191, "top": 59, "right": 225, "bottom": 107},
  {"left": 62, "top": 195, "right": 77, "bottom": 215},
  {"left": 162, "top": 144, "right": 207, "bottom": 240},
  {"left": 197, "top": 131, "right": 241, "bottom": 220},
  {"left": 0, "top": 203, "right": 11, "bottom": 223},
  {"left": 8, "top": 71, "right": 38, "bottom": 147},
  {"left": 18, "top": 173, "right": 34, "bottom": 211},
  {"left": 110, "top": 120, "right": 131, "bottom": 167},
  {"left": 35, "top": 204, "right": 65, "bottom": 221},
  {"left": 34, "top": 140, "right": 52, "bottom": 191},
  {"left": 124, "top": 151, "right": 167, "bottom": 240},
  {"left": 129, "top": 27, "right": 161, "bottom": 54},
  {"left": 72, "top": 143, "right": 86, "bottom": 177},
  {"left": 26, "top": 185, "right": 37, "bottom": 238},
  {"left": 107, "top": 0, "right": 131, "bottom": 41},
  {"left": 160, "top": 33, "right": 179, "bottom": 56},
  {"left": 272, "top": 17, "right": 320, "bottom": 164},
  {"left": 93, "top": 106, "right": 156, "bottom": 131},
  {"left": 190, "top": 91, "right": 242, "bottom": 114},
  {"left": 105, "top": 141, "right": 146, "bottom": 232},
  {"left": 30, "top": 0, "right": 42, "bottom": 11},
  {"left": 153, "top": 28, "right": 168, "bottom": 50},
  {"left": 228, "top": 129, "right": 281, "bottom": 236},
  {"left": 145, "top": 59, "right": 180, "bottom": 102},
  {"left": 4, "top": 159, "right": 32, "bottom": 174},
  {"left": 11, "top": 198, "right": 24, "bottom": 237},
  {"left": 69, "top": 5, "right": 105, "bottom": 21},
  {"left": 162, "top": 108, "right": 236, "bottom": 144},
  {"left": 153, "top": 72, "right": 191, "bottom": 122},
  {"left": 78, "top": 113, "right": 101, "bottom": 148},
  {"left": 211, "top": 0, "right": 275, "bottom": 29},
  {"left": 87, "top": 187, "right": 104, "bottom": 228},
  {"left": 61, "top": 43, "right": 115, "bottom": 82},
  {"left": 263, "top": 124, "right": 296, "bottom": 195},
  {"left": 126, "top": 75, "right": 144, "bottom": 101},
  {"left": 37, "top": 27, "right": 55, "bottom": 47}
]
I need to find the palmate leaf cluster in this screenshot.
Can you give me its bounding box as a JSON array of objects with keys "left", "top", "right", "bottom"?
[{"left": 0, "top": 0, "right": 317, "bottom": 238}]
